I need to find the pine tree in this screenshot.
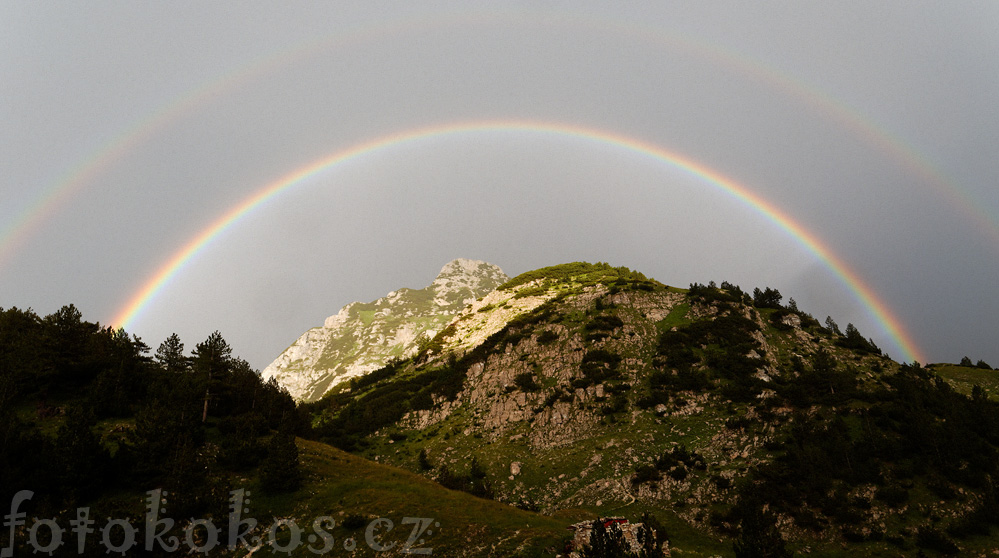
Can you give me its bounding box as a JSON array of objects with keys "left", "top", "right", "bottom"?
[
  {"left": 155, "top": 333, "right": 189, "bottom": 372},
  {"left": 733, "top": 507, "right": 793, "bottom": 558},
  {"left": 753, "top": 287, "right": 783, "bottom": 309},
  {"left": 261, "top": 423, "right": 302, "bottom": 493},
  {"left": 192, "top": 331, "right": 232, "bottom": 421},
  {"left": 418, "top": 448, "right": 433, "bottom": 471},
  {"left": 55, "top": 406, "right": 109, "bottom": 503},
  {"left": 191, "top": 331, "right": 232, "bottom": 376},
  {"left": 638, "top": 512, "right": 668, "bottom": 558},
  {"left": 580, "top": 520, "right": 634, "bottom": 558}
]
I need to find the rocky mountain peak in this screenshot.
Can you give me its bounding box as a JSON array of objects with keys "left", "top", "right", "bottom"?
[
  {"left": 429, "top": 258, "right": 508, "bottom": 310},
  {"left": 262, "top": 259, "right": 508, "bottom": 401}
]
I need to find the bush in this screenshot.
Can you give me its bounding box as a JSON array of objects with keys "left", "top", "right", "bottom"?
[
  {"left": 875, "top": 484, "right": 909, "bottom": 506},
  {"left": 342, "top": 513, "right": 367, "bottom": 530},
  {"left": 687, "top": 282, "right": 742, "bottom": 304},
  {"left": 436, "top": 461, "right": 494, "bottom": 499},
  {"left": 585, "top": 315, "right": 624, "bottom": 332},
  {"left": 580, "top": 349, "right": 622, "bottom": 383},
  {"left": 633, "top": 464, "right": 661, "bottom": 485},
  {"left": 601, "top": 394, "right": 628, "bottom": 415},
  {"left": 418, "top": 448, "right": 433, "bottom": 471},
  {"left": 536, "top": 330, "right": 559, "bottom": 345},
  {"left": 514, "top": 372, "right": 541, "bottom": 392},
  {"left": 916, "top": 527, "right": 960, "bottom": 555}
]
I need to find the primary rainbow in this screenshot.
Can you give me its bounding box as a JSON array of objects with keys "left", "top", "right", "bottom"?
[{"left": 110, "top": 120, "right": 926, "bottom": 364}]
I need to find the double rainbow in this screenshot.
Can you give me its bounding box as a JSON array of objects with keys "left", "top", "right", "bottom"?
[
  {"left": 4, "top": 11, "right": 994, "bottom": 272},
  {"left": 109, "top": 120, "right": 926, "bottom": 364}
]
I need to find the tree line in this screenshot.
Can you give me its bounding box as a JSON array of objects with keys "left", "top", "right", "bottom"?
[{"left": 0, "top": 304, "right": 306, "bottom": 554}]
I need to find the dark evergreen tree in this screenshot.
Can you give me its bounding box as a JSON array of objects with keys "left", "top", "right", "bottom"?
[
  {"left": 580, "top": 520, "right": 634, "bottom": 558},
  {"left": 55, "top": 406, "right": 110, "bottom": 503},
  {"left": 838, "top": 323, "right": 881, "bottom": 354},
  {"left": 261, "top": 423, "right": 302, "bottom": 493},
  {"left": 192, "top": 330, "right": 232, "bottom": 376},
  {"left": 130, "top": 395, "right": 205, "bottom": 487},
  {"left": 155, "top": 332, "right": 190, "bottom": 372},
  {"left": 733, "top": 506, "right": 793, "bottom": 558},
  {"left": 89, "top": 327, "right": 150, "bottom": 417},
  {"left": 192, "top": 331, "right": 232, "bottom": 421},
  {"left": 753, "top": 287, "right": 783, "bottom": 309},
  {"left": 638, "top": 512, "right": 668, "bottom": 558},
  {"left": 0, "top": 306, "right": 45, "bottom": 395},
  {"left": 418, "top": 448, "right": 433, "bottom": 471},
  {"left": 0, "top": 393, "right": 57, "bottom": 509},
  {"left": 43, "top": 304, "right": 101, "bottom": 386},
  {"left": 436, "top": 464, "right": 459, "bottom": 490},
  {"left": 217, "top": 411, "right": 267, "bottom": 470}
]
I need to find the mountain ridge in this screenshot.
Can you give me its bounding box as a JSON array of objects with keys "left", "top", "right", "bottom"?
[{"left": 300, "top": 263, "right": 999, "bottom": 555}]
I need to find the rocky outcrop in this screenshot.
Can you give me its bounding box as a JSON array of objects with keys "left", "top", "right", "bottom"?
[{"left": 261, "top": 259, "right": 507, "bottom": 401}]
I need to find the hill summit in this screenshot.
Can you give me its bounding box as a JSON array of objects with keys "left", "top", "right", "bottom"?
[{"left": 262, "top": 258, "right": 507, "bottom": 401}]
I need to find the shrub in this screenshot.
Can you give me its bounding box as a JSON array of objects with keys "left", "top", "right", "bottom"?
[
  {"left": 580, "top": 349, "right": 622, "bottom": 383},
  {"left": 668, "top": 467, "right": 688, "bottom": 481},
  {"left": 536, "top": 330, "right": 559, "bottom": 345},
  {"left": 875, "top": 484, "right": 909, "bottom": 506},
  {"left": 514, "top": 372, "right": 541, "bottom": 392},
  {"left": 633, "top": 464, "right": 661, "bottom": 485},
  {"left": 586, "top": 315, "right": 624, "bottom": 332},
  {"left": 601, "top": 394, "right": 628, "bottom": 415},
  {"left": 418, "top": 448, "right": 433, "bottom": 471},
  {"left": 342, "top": 513, "right": 367, "bottom": 530},
  {"left": 916, "top": 527, "right": 960, "bottom": 555},
  {"left": 585, "top": 331, "right": 610, "bottom": 343}
]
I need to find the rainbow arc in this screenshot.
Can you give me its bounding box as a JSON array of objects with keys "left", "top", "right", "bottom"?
[{"left": 109, "top": 120, "right": 926, "bottom": 364}]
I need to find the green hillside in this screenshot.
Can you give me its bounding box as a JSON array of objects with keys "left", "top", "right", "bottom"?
[
  {"left": 929, "top": 362, "right": 999, "bottom": 401},
  {"left": 303, "top": 265, "right": 999, "bottom": 556}
]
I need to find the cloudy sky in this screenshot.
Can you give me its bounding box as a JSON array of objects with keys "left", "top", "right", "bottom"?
[{"left": 2, "top": 2, "right": 997, "bottom": 370}]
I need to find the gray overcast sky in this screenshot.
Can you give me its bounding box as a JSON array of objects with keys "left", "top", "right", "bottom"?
[{"left": 2, "top": 2, "right": 997, "bottom": 370}]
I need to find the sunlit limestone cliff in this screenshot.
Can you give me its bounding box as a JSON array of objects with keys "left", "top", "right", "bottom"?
[{"left": 261, "top": 259, "right": 507, "bottom": 401}]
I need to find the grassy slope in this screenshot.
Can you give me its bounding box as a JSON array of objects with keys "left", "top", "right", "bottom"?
[
  {"left": 929, "top": 363, "right": 999, "bottom": 401},
  {"left": 248, "top": 439, "right": 572, "bottom": 557},
  {"left": 18, "top": 393, "right": 571, "bottom": 557}
]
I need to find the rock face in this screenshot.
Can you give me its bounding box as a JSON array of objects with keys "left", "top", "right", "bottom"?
[{"left": 261, "top": 259, "right": 508, "bottom": 401}]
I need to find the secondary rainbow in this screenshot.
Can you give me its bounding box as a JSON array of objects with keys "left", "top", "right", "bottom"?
[
  {"left": 6, "top": 11, "right": 996, "bottom": 272},
  {"left": 110, "top": 120, "right": 926, "bottom": 364}
]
